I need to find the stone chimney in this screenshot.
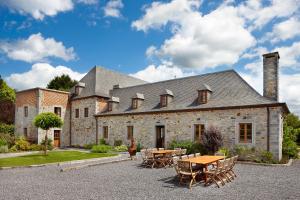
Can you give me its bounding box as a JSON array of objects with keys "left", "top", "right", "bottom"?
[{"left": 263, "top": 52, "right": 280, "bottom": 101}]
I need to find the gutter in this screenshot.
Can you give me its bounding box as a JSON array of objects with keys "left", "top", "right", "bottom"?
[
  {"left": 95, "top": 117, "right": 99, "bottom": 145},
  {"left": 69, "top": 98, "right": 72, "bottom": 146},
  {"left": 267, "top": 107, "right": 270, "bottom": 151}
]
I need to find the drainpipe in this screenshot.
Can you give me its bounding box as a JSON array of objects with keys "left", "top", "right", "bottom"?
[
  {"left": 267, "top": 107, "right": 270, "bottom": 151},
  {"left": 95, "top": 117, "right": 99, "bottom": 145},
  {"left": 69, "top": 99, "right": 72, "bottom": 147}
]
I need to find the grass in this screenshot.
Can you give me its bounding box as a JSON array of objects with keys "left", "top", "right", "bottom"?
[{"left": 0, "top": 151, "right": 117, "bottom": 167}]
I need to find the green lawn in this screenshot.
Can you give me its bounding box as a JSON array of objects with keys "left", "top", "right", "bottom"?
[{"left": 0, "top": 151, "right": 117, "bottom": 167}]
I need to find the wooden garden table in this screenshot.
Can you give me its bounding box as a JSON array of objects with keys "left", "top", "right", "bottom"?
[
  {"left": 152, "top": 150, "right": 175, "bottom": 168},
  {"left": 183, "top": 155, "right": 225, "bottom": 183}
]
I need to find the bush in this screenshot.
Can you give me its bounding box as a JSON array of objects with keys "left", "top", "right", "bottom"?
[
  {"left": 99, "top": 138, "right": 107, "bottom": 145},
  {"left": 9, "top": 145, "right": 17, "bottom": 152},
  {"left": 202, "top": 126, "right": 223, "bottom": 154},
  {"left": 114, "top": 145, "right": 128, "bottom": 152},
  {"left": 15, "top": 137, "right": 30, "bottom": 151},
  {"left": 114, "top": 140, "right": 123, "bottom": 146},
  {"left": 136, "top": 142, "right": 142, "bottom": 152},
  {"left": 230, "top": 145, "right": 256, "bottom": 161},
  {"left": 282, "top": 124, "right": 298, "bottom": 158},
  {"left": 91, "top": 145, "right": 112, "bottom": 153},
  {"left": 0, "top": 138, "right": 7, "bottom": 146},
  {"left": 259, "top": 151, "right": 274, "bottom": 164},
  {"left": 169, "top": 140, "right": 207, "bottom": 154},
  {"left": 0, "top": 145, "right": 8, "bottom": 153},
  {"left": 83, "top": 143, "right": 95, "bottom": 149},
  {"left": 0, "top": 132, "right": 15, "bottom": 148},
  {"left": 41, "top": 138, "right": 54, "bottom": 150},
  {"left": 29, "top": 144, "right": 43, "bottom": 151},
  {"left": 217, "top": 147, "right": 230, "bottom": 157},
  {"left": 0, "top": 123, "right": 14, "bottom": 135}
]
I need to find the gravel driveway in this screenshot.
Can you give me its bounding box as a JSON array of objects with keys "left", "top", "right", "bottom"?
[{"left": 0, "top": 159, "right": 299, "bottom": 200}]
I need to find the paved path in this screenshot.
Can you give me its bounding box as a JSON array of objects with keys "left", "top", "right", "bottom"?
[
  {"left": 0, "top": 151, "right": 39, "bottom": 159},
  {"left": 0, "top": 157, "right": 299, "bottom": 200}
]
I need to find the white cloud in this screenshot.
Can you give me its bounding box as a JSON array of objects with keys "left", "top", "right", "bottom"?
[
  {"left": 77, "top": 0, "right": 98, "bottom": 5},
  {"left": 238, "top": 0, "right": 300, "bottom": 30},
  {"left": 5, "top": 63, "right": 85, "bottom": 90},
  {"left": 0, "top": 33, "right": 76, "bottom": 63},
  {"left": 103, "top": 0, "right": 123, "bottom": 18},
  {"left": 130, "top": 62, "right": 194, "bottom": 82},
  {"left": 0, "top": 0, "right": 73, "bottom": 20},
  {"left": 274, "top": 42, "right": 300, "bottom": 69},
  {"left": 133, "top": 0, "right": 255, "bottom": 70}
]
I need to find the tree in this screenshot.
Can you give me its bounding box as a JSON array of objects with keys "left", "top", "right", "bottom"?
[
  {"left": 0, "top": 75, "right": 16, "bottom": 102},
  {"left": 285, "top": 113, "right": 300, "bottom": 129},
  {"left": 47, "top": 74, "right": 78, "bottom": 91},
  {"left": 201, "top": 126, "right": 223, "bottom": 154},
  {"left": 33, "top": 112, "right": 63, "bottom": 155}
]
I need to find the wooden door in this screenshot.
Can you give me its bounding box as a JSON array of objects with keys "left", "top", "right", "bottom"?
[
  {"left": 54, "top": 130, "right": 60, "bottom": 147},
  {"left": 156, "top": 126, "right": 165, "bottom": 148}
]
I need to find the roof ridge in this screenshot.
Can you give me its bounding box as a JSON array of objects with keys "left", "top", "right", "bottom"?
[{"left": 112, "top": 69, "right": 236, "bottom": 91}]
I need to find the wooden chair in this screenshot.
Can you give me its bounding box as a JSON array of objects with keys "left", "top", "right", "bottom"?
[
  {"left": 204, "top": 160, "right": 225, "bottom": 188},
  {"left": 228, "top": 156, "right": 238, "bottom": 178},
  {"left": 144, "top": 150, "right": 155, "bottom": 168},
  {"left": 188, "top": 154, "right": 194, "bottom": 158},
  {"left": 158, "top": 148, "right": 164, "bottom": 151},
  {"left": 195, "top": 153, "right": 201, "bottom": 157},
  {"left": 181, "top": 155, "right": 188, "bottom": 160},
  {"left": 181, "top": 149, "right": 187, "bottom": 155},
  {"left": 177, "top": 160, "right": 200, "bottom": 189},
  {"left": 140, "top": 149, "right": 147, "bottom": 166}
]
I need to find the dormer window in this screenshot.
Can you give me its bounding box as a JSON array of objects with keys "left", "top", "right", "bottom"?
[
  {"left": 131, "top": 93, "right": 144, "bottom": 109},
  {"left": 160, "top": 89, "right": 173, "bottom": 108},
  {"left": 197, "top": 84, "right": 212, "bottom": 104},
  {"left": 74, "top": 82, "right": 85, "bottom": 96},
  {"left": 107, "top": 96, "right": 119, "bottom": 112}
]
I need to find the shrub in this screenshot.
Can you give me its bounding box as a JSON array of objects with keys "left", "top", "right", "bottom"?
[
  {"left": 231, "top": 145, "right": 256, "bottom": 161},
  {"left": 114, "top": 145, "right": 128, "bottom": 152},
  {"left": 0, "top": 145, "right": 8, "bottom": 153},
  {"left": 136, "top": 142, "right": 142, "bottom": 152},
  {"left": 0, "top": 132, "right": 15, "bottom": 148},
  {"left": 201, "top": 126, "right": 223, "bottom": 154},
  {"left": 0, "top": 138, "right": 7, "bottom": 146},
  {"left": 169, "top": 140, "right": 207, "bottom": 154},
  {"left": 282, "top": 124, "right": 298, "bottom": 158},
  {"left": 259, "top": 151, "right": 274, "bottom": 164},
  {"left": 83, "top": 143, "right": 95, "bottom": 149},
  {"left": 217, "top": 147, "right": 230, "bottom": 157},
  {"left": 114, "top": 140, "right": 123, "bottom": 146},
  {"left": 41, "top": 138, "right": 54, "bottom": 150},
  {"left": 9, "top": 145, "right": 17, "bottom": 152},
  {"left": 91, "top": 145, "right": 112, "bottom": 153},
  {"left": 15, "top": 137, "right": 30, "bottom": 151},
  {"left": 29, "top": 144, "right": 43, "bottom": 151},
  {"left": 99, "top": 138, "right": 107, "bottom": 145},
  {"left": 0, "top": 123, "right": 14, "bottom": 135}
]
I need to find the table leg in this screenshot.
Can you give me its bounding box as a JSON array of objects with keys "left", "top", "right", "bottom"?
[{"left": 204, "top": 165, "right": 208, "bottom": 183}]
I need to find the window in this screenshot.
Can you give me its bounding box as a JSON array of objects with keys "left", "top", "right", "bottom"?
[
  {"left": 108, "top": 102, "right": 113, "bottom": 111},
  {"left": 103, "top": 126, "right": 108, "bottom": 139},
  {"left": 23, "top": 128, "right": 28, "bottom": 138},
  {"left": 198, "top": 91, "right": 207, "bottom": 104},
  {"left": 24, "top": 106, "right": 28, "bottom": 117},
  {"left": 84, "top": 107, "right": 89, "bottom": 117},
  {"left": 75, "top": 109, "right": 79, "bottom": 118},
  {"left": 239, "top": 123, "right": 252, "bottom": 143},
  {"left": 194, "top": 124, "right": 205, "bottom": 142},
  {"left": 54, "top": 107, "right": 61, "bottom": 117},
  {"left": 160, "top": 95, "right": 168, "bottom": 107},
  {"left": 127, "top": 126, "right": 134, "bottom": 140},
  {"left": 132, "top": 99, "right": 138, "bottom": 109}
]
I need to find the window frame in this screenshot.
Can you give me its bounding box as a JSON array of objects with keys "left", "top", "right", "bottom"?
[
  {"left": 75, "top": 108, "right": 79, "bottom": 118},
  {"left": 235, "top": 121, "right": 255, "bottom": 145},
  {"left": 54, "top": 107, "right": 61, "bottom": 117},
  {"left": 198, "top": 91, "right": 207, "bottom": 104},
  {"left": 127, "top": 126, "right": 134, "bottom": 140},
  {"left": 23, "top": 127, "right": 28, "bottom": 138},
  {"left": 84, "top": 107, "right": 89, "bottom": 117},
  {"left": 160, "top": 95, "right": 168, "bottom": 107},
  {"left": 132, "top": 99, "right": 138, "bottom": 109},
  {"left": 103, "top": 126, "right": 108, "bottom": 139},
  {"left": 194, "top": 124, "right": 205, "bottom": 143},
  {"left": 108, "top": 102, "right": 113, "bottom": 111},
  {"left": 24, "top": 106, "right": 28, "bottom": 117}
]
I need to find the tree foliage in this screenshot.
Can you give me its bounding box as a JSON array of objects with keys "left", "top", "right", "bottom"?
[
  {"left": 0, "top": 75, "right": 16, "bottom": 102},
  {"left": 201, "top": 126, "right": 223, "bottom": 154},
  {"left": 285, "top": 113, "right": 300, "bottom": 129},
  {"left": 47, "top": 74, "right": 78, "bottom": 91},
  {"left": 283, "top": 113, "right": 300, "bottom": 158}
]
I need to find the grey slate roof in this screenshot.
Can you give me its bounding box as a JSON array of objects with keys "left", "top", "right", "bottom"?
[
  {"left": 71, "top": 66, "right": 147, "bottom": 99},
  {"left": 198, "top": 84, "right": 212, "bottom": 92},
  {"left": 97, "top": 70, "right": 279, "bottom": 115},
  {"left": 133, "top": 93, "right": 145, "bottom": 100}
]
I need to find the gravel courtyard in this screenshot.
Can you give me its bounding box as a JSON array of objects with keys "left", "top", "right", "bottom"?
[{"left": 0, "top": 159, "right": 299, "bottom": 200}]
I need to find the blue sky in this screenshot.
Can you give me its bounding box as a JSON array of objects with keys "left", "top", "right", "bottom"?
[{"left": 0, "top": 0, "right": 300, "bottom": 115}]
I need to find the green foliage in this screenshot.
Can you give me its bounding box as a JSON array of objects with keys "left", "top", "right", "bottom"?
[
  {"left": 282, "top": 122, "right": 299, "bottom": 158},
  {"left": 259, "top": 151, "right": 274, "bottom": 164},
  {"left": 285, "top": 113, "right": 300, "bottom": 128},
  {"left": 0, "top": 145, "right": 8, "bottom": 153},
  {"left": 0, "top": 123, "right": 14, "bottom": 135},
  {"left": 0, "top": 76, "right": 16, "bottom": 102},
  {"left": 33, "top": 112, "right": 63, "bottom": 130},
  {"left": 114, "top": 140, "right": 122, "bottom": 146},
  {"left": 9, "top": 145, "right": 17, "bottom": 152},
  {"left": 136, "top": 142, "right": 142, "bottom": 152},
  {"left": 217, "top": 147, "right": 230, "bottom": 157},
  {"left": 0, "top": 132, "right": 16, "bottom": 148},
  {"left": 29, "top": 144, "right": 43, "bottom": 151},
  {"left": 99, "top": 138, "right": 107, "bottom": 145},
  {"left": 114, "top": 145, "right": 128, "bottom": 152},
  {"left": 0, "top": 138, "right": 7, "bottom": 146},
  {"left": 169, "top": 140, "right": 207, "bottom": 154},
  {"left": 91, "top": 145, "right": 112, "bottom": 153},
  {"left": 83, "top": 143, "right": 95, "bottom": 149},
  {"left": 15, "top": 137, "right": 30, "bottom": 151},
  {"left": 47, "top": 74, "right": 78, "bottom": 91},
  {"left": 40, "top": 138, "right": 54, "bottom": 150},
  {"left": 231, "top": 145, "right": 256, "bottom": 161},
  {"left": 202, "top": 126, "right": 223, "bottom": 154}
]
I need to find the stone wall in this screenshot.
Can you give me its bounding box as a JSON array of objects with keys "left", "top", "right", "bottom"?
[{"left": 96, "top": 106, "right": 284, "bottom": 160}]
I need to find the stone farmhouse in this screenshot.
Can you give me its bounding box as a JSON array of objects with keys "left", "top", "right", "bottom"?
[{"left": 15, "top": 52, "right": 289, "bottom": 160}]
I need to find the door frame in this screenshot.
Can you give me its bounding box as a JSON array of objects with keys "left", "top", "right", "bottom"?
[
  {"left": 54, "top": 130, "right": 61, "bottom": 148},
  {"left": 155, "top": 125, "right": 165, "bottom": 148}
]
